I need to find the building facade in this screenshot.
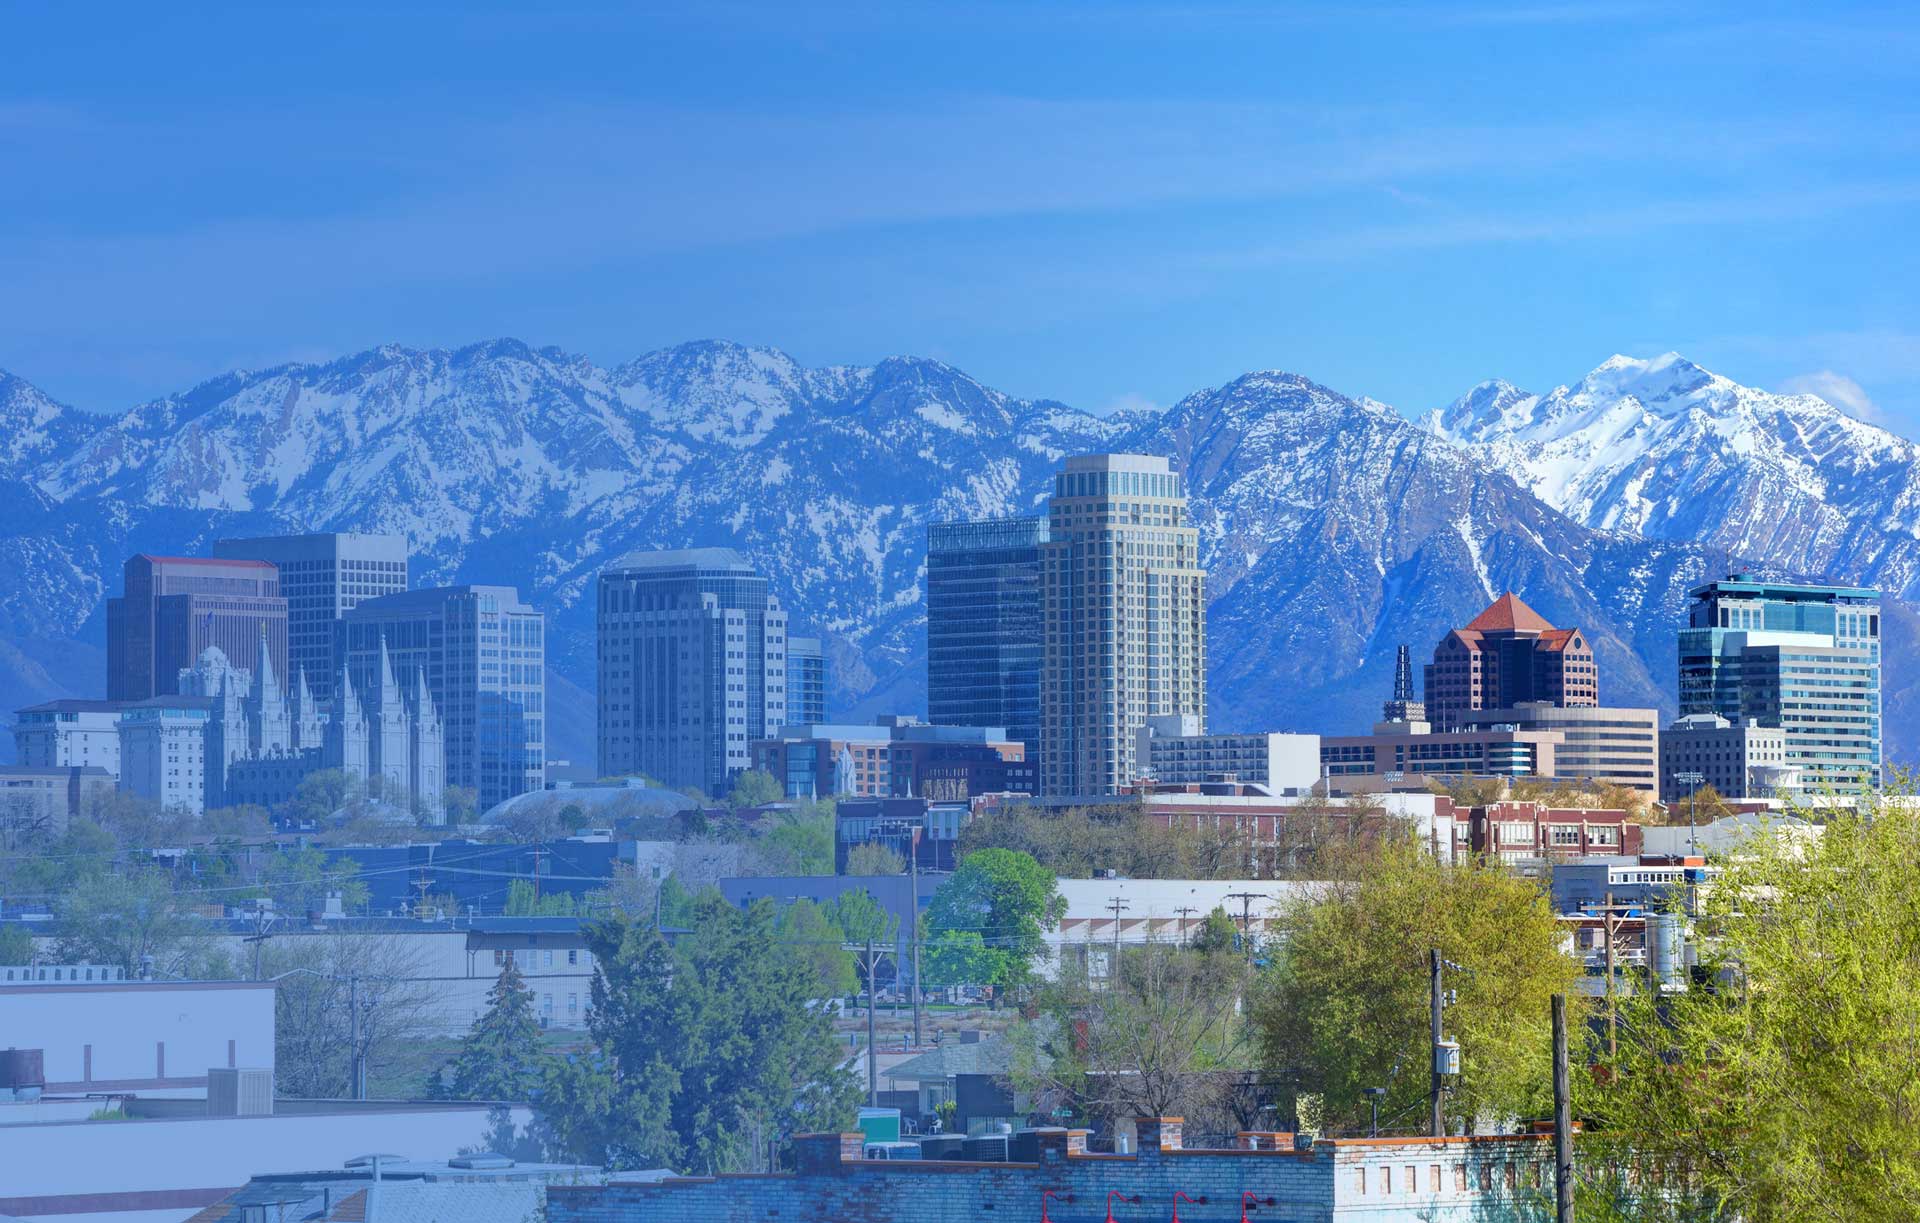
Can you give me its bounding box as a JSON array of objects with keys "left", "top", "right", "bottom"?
[
  {"left": 161, "top": 638, "right": 444, "bottom": 816},
  {"left": 753, "top": 717, "right": 1031, "bottom": 801},
  {"left": 1660, "top": 713, "right": 1792, "bottom": 802},
  {"left": 1424, "top": 592, "right": 1597, "bottom": 730},
  {"left": 834, "top": 796, "right": 969, "bottom": 872},
  {"left": 1466, "top": 800, "right": 1642, "bottom": 863},
  {"left": 115, "top": 694, "right": 213, "bottom": 813},
  {"left": 214, "top": 531, "right": 409, "bottom": 705},
  {"left": 1136, "top": 714, "right": 1321, "bottom": 793},
  {"left": 1460, "top": 702, "right": 1661, "bottom": 796},
  {"left": 344, "top": 585, "right": 542, "bottom": 811},
  {"left": 1321, "top": 723, "right": 1563, "bottom": 787},
  {"left": 1677, "top": 576, "right": 1881, "bottom": 794},
  {"left": 0, "top": 765, "right": 114, "bottom": 839},
  {"left": 927, "top": 517, "right": 1047, "bottom": 760},
  {"left": 597, "top": 549, "right": 787, "bottom": 797},
  {"left": 786, "top": 635, "right": 827, "bottom": 726},
  {"left": 106, "top": 554, "right": 288, "bottom": 702},
  {"left": 11, "top": 698, "right": 126, "bottom": 779},
  {"left": 1041, "top": 455, "right": 1207, "bottom": 797}
]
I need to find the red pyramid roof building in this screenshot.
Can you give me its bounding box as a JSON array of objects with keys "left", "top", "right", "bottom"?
[{"left": 1465, "top": 592, "right": 1556, "bottom": 634}]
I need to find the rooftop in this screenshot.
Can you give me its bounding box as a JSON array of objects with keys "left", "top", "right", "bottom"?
[
  {"left": 1464, "top": 591, "right": 1556, "bottom": 633},
  {"left": 12, "top": 698, "right": 128, "bottom": 715},
  {"left": 602, "top": 546, "right": 755, "bottom": 573}
]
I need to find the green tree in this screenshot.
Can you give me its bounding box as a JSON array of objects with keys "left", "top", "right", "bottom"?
[
  {"left": 756, "top": 802, "right": 834, "bottom": 876},
  {"left": 923, "top": 929, "right": 991, "bottom": 990},
  {"left": 256, "top": 847, "right": 371, "bottom": 915},
  {"left": 1017, "top": 940, "right": 1250, "bottom": 1130},
  {"left": 1252, "top": 836, "right": 1581, "bottom": 1135},
  {"left": 1190, "top": 906, "right": 1239, "bottom": 955},
  {"left": 725, "top": 768, "right": 784, "bottom": 810},
  {"left": 282, "top": 769, "right": 360, "bottom": 826},
  {"left": 923, "top": 848, "right": 1063, "bottom": 990},
  {"left": 441, "top": 785, "right": 481, "bottom": 825},
  {"left": 1581, "top": 793, "right": 1920, "bottom": 1219},
  {"left": 504, "top": 878, "right": 581, "bottom": 916},
  {"left": 774, "top": 898, "right": 856, "bottom": 997},
  {"left": 433, "top": 959, "right": 553, "bottom": 1100},
  {"left": 52, "top": 868, "right": 226, "bottom": 978},
  {"left": 0, "top": 922, "right": 33, "bottom": 964},
  {"left": 844, "top": 841, "right": 906, "bottom": 875},
  {"left": 829, "top": 889, "right": 897, "bottom": 948},
  {"left": 544, "top": 896, "right": 861, "bottom": 1172}
]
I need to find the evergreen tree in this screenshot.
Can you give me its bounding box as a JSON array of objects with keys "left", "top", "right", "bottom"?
[
  {"left": 434, "top": 959, "right": 552, "bottom": 1101},
  {"left": 544, "top": 893, "right": 860, "bottom": 1173}
]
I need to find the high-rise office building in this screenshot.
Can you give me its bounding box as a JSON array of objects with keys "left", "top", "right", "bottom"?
[
  {"left": 786, "top": 636, "right": 827, "bottom": 727},
  {"left": 597, "top": 548, "right": 788, "bottom": 797},
  {"left": 927, "top": 517, "right": 1046, "bottom": 761},
  {"left": 106, "top": 555, "right": 288, "bottom": 702},
  {"left": 1040, "top": 454, "right": 1207, "bottom": 797},
  {"left": 1424, "top": 592, "right": 1598, "bottom": 730},
  {"left": 214, "top": 532, "right": 409, "bottom": 704},
  {"left": 1678, "top": 576, "right": 1882, "bottom": 794},
  {"left": 343, "top": 585, "right": 543, "bottom": 811}
]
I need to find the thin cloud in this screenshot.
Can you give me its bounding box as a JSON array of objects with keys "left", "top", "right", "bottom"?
[{"left": 1779, "top": 370, "right": 1885, "bottom": 422}]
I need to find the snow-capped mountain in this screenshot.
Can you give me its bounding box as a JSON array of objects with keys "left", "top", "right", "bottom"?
[
  {"left": 1425, "top": 352, "right": 1920, "bottom": 599},
  {"left": 1, "top": 341, "right": 1913, "bottom": 767}
]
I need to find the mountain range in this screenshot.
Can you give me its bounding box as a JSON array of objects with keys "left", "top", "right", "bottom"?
[{"left": 1, "top": 341, "right": 1913, "bottom": 770}]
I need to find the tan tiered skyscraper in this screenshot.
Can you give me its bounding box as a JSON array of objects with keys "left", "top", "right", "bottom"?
[{"left": 1040, "top": 454, "right": 1207, "bottom": 797}]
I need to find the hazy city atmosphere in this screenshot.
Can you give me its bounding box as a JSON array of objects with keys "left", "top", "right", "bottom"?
[{"left": 2, "top": 5, "right": 1916, "bottom": 1222}]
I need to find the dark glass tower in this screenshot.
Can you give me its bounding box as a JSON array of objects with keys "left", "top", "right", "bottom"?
[{"left": 927, "top": 518, "right": 1047, "bottom": 762}]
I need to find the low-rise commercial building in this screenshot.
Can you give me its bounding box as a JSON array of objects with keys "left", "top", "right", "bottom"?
[
  {"left": 1461, "top": 702, "right": 1661, "bottom": 796},
  {"left": 11, "top": 698, "right": 127, "bottom": 778},
  {"left": 0, "top": 764, "right": 114, "bottom": 839},
  {"left": 753, "top": 717, "right": 1032, "bottom": 801},
  {"left": 1465, "top": 800, "right": 1642, "bottom": 863},
  {"left": 1659, "top": 713, "right": 1792, "bottom": 802},
  {"left": 548, "top": 1121, "right": 1598, "bottom": 1223},
  {"left": 1135, "top": 714, "right": 1319, "bottom": 793},
  {"left": 835, "top": 797, "right": 969, "bottom": 873}
]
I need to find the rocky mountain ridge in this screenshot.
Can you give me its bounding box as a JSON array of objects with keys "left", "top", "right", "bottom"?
[{"left": 1, "top": 341, "right": 1911, "bottom": 767}]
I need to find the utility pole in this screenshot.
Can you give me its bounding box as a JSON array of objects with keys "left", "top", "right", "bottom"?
[
  {"left": 1603, "top": 890, "right": 1618, "bottom": 1060},
  {"left": 348, "top": 975, "right": 365, "bottom": 1101},
  {"left": 864, "top": 935, "right": 878, "bottom": 1107},
  {"left": 1226, "top": 892, "right": 1261, "bottom": 958},
  {"left": 1174, "top": 905, "right": 1197, "bottom": 948},
  {"left": 1552, "top": 994, "right": 1574, "bottom": 1223},
  {"left": 1106, "top": 897, "right": 1129, "bottom": 981},
  {"left": 1429, "top": 948, "right": 1445, "bottom": 1137},
  {"left": 910, "top": 826, "right": 923, "bottom": 1048}
]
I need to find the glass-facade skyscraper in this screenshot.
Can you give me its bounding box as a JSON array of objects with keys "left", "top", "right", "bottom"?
[
  {"left": 786, "top": 636, "right": 827, "bottom": 727},
  {"left": 926, "top": 517, "right": 1047, "bottom": 762},
  {"left": 1041, "top": 454, "right": 1207, "bottom": 797},
  {"left": 596, "top": 548, "right": 787, "bottom": 797},
  {"left": 1677, "top": 576, "right": 1881, "bottom": 795},
  {"left": 214, "top": 531, "right": 409, "bottom": 705},
  {"left": 343, "top": 584, "right": 545, "bottom": 811}
]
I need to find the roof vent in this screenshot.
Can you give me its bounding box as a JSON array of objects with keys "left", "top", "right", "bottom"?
[{"left": 449, "top": 1153, "right": 515, "bottom": 1170}]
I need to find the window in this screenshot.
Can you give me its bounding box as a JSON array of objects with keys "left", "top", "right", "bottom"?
[{"left": 1353, "top": 1168, "right": 1366, "bottom": 1195}]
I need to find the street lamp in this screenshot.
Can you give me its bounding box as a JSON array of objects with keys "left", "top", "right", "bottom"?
[
  {"left": 1363, "top": 1086, "right": 1387, "bottom": 1137},
  {"left": 1041, "top": 1189, "right": 1075, "bottom": 1223},
  {"left": 1676, "top": 771, "right": 1705, "bottom": 856}
]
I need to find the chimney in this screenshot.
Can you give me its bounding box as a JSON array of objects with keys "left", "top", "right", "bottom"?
[
  {"left": 1033, "top": 1127, "right": 1088, "bottom": 1164},
  {"left": 793, "top": 1132, "right": 863, "bottom": 1174},
  {"left": 1237, "top": 1131, "right": 1288, "bottom": 1151},
  {"left": 1134, "top": 1117, "right": 1183, "bottom": 1156}
]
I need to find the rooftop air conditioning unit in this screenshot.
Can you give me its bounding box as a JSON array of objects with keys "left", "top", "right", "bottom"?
[{"left": 206, "top": 1067, "right": 274, "bottom": 1116}]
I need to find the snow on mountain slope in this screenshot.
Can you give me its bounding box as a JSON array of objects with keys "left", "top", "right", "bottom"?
[
  {"left": 3, "top": 342, "right": 1916, "bottom": 767},
  {"left": 1425, "top": 353, "right": 1920, "bottom": 597}
]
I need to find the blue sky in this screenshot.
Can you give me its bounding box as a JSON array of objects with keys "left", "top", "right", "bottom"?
[{"left": 3, "top": 1, "right": 1919, "bottom": 430}]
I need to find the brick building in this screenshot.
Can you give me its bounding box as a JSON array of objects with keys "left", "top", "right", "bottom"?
[
  {"left": 1425, "top": 593, "right": 1597, "bottom": 731},
  {"left": 548, "top": 1118, "right": 1590, "bottom": 1223},
  {"left": 1467, "top": 801, "right": 1642, "bottom": 863}
]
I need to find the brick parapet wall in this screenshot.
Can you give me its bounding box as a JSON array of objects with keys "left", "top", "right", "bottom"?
[{"left": 549, "top": 1122, "right": 1562, "bottom": 1223}]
